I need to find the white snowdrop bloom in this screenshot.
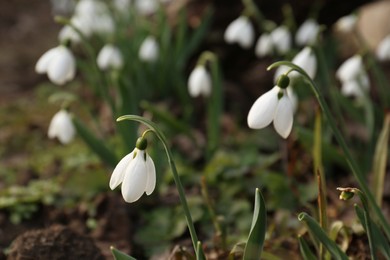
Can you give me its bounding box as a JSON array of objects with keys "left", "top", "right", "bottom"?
[
  {"left": 114, "top": 0, "right": 131, "bottom": 13},
  {"left": 296, "top": 19, "right": 320, "bottom": 46},
  {"left": 139, "top": 36, "right": 159, "bottom": 62},
  {"left": 335, "top": 14, "right": 357, "bottom": 33},
  {"left": 110, "top": 147, "right": 156, "bottom": 203},
  {"left": 270, "top": 26, "right": 292, "bottom": 54},
  {"left": 48, "top": 109, "right": 75, "bottom": 144},
  {"left": 58, "top": 25, "right": 81, "bottom": 44},
  {"left": 336, "top": 55, "right": 370, "bottom": 97},
  {"left": 376, "top": 35, "right": 390, "bottom": 61},
  {"left": 35, "top": 45, "right": 76, "bottom": 85},
  {"left": 188, "top": 65, "right": 212, "bottom": 97},
  {"left": 255, "top": 33, "right": 273, "bottom": 57},
  {"left": 247, "top": 79, "right": 294, "bottom": 139},
  {"left": 97, "top": 44, "right": 124, "bottom": 70},
  {"left": 135, "top": 0, "right": 158, "bottom": 15},
  {"left": 224, "top": 16, "right": 255, "bottom": 49}
]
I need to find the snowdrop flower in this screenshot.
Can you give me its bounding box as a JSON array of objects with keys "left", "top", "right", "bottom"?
[
  {"left": 139, "top": 36, "right": 159, "bottom": 62},
  {"left": 35, "top": 45, "right": 76, "bottom": 85},
  {"left": 270, "top": 26, "right": 292, "bottom": 55},
  {"left": 97, "top": 44, "right": 124, "bottom": 70},
  {"left": 336, "top": 55, "right": 370, "bottom": 97},
  {"left": 188, "top": 65, "right": 211, "bottom": 97},
  {"left": 224, "top": 16, "right": 255, "bottom": 49},
  {"left": 247, "top": 75, "right": 294, "bottom": 138},
  {"left": 48, "top": 109, "right": 75, "bottom": 144},
  {"left": 135, "top": 0, "right": 158, "bottom": 15},
  {"left": 109, "top": 137, "right": 156, "bottom": 203},
  {"left": 255, "top": 33, "right": 273, "bottom": 57},
  {"left": 335, "top": 14, "right": 357, "bottom": 33},
  {"left": 58, "top": 24, "right": 81, "bottom": 44},
  {"left": 296, "top": 19, "right": 320, "bottom": 46},
  {"left": 376, "top": 35, "right": 390, "bottom": 61}
]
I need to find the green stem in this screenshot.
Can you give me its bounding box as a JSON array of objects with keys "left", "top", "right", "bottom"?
[
  {"left": 117, "top": 115, "right": 205, "bottom": 259},
  {"left": 268, "top": 61, "right": 390, "bottom": 241}
]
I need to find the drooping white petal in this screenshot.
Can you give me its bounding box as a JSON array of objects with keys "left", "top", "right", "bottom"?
[
  {"left": 270, "top": 26, "right": 291, "bottom": 54},
  {"left": 145, "top": 154, "right": 156, "bottom": 195},
  {"left": 121, "top": 150, "right": 148, "bottom": 203},
  {"left": 286, "top": 86, "right": 298, "bottom": 112},
  {"left": 188, "top": 66, "right": 212, "bottom": 97},
  {"left": 336, "top": 55, "right": 363, "bottom": 82},
  {"left": 224, "top": 16, "right": 254, "bottom": 49},
  {"left": 48, "top": 110, "right": 75, "bottom": 144},
  {"left": 273, "top": 93, "right": 293, "bottom": 138},
  {"left": 139, "top": 36, "right": 159, "bottom": 62},
  {"left": 255, "top": 33, "right": 273, "bottom": 57},
  {"left": 135, "top": 0, "right": 158, "bottom": 15},
  {"left": 295, "top": 19, "right": 320, "bottom": 46},
  {"left": 335, "top": 14, "right": 357, "bottom": 33},
  {"left": 376, "top": 35, "right": 390, "bottom": 61},
  {"left": 47, "top": 47, "right": 76, "bottom": 85},
  {"left": 97, "top": 44, "right": 123, "bottom": 70},
  {"left": 291, "top": 47, "right": 317, "bottom": 79},
  {"left": 35, "top": 48, "right": 58, "bottom": 74},
  {"left": 109, "top": 150, "right": 135, "bottom": 190},
  {"left": 247, "top": 86, "right": 279, "bottom": 129}
]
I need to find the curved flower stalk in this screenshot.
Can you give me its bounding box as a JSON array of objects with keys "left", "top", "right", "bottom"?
[
  {"left": 247, "top": 75, "right": 294, "bottom": 139},
  {"left": 110, "top": 136, "right": 156, "bottom": 203},
  {"left": 35, "top": 45, "right": 76, "bottom": 85},
  {"left": 267, "top": 61, "right": 390, "bottom": 241},
  {"left": 116, "top": 115, "right": 205, "bottom": 259},
  {"left": 224, "top": 16, "right": 255, "bottom": 49},
  {"left": 48, "top": 109, "right": 75, "bottom": 144},
  {"left": 295, "top": 19, "right": 320, "bottom": 46}
]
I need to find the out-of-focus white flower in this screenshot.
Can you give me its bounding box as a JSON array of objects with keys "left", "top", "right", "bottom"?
[
  {"left": 188, "top": 65, "right": 211, "bottom": 97},
  {"left": 135, "top": 0, "right": 158, "bottom": 15},
  {"left": 97, "top": 44, "right": 124, "bottom": 70},
  {"left": 48, "top": 109, "right": 75, "bottom": 144},
  {"left": 247, "top": 81, "right": 294, "bottom": 139},
  {"left": 35, "top": 45, "right": 76, "bottom": 85},
  {"left": 335, "top": 14, "right": 357, "bottom": 33},
  {"left": 255, "top": 33, "right": 273, "bottom": 57},
  {"left": 58, "top": 24, "right": 81, "bottom": 44},
  {"left": 224, "top": 16, "right": 255, "bottom": 49},
  {"left": 139, "top": 36, "right": 159, "bottom": 62},
  {"left": 114, "top": 0, "right": 131, "bottom": 13},
  {"left": 376, "top": 35, "right": 390, "bottom": 61},
  {"left": 110, "top": 146, "right": 156, "bottom": 203},
  {"left": 296, "top": 19, "right": 320, "bottom": 46},
  {"left": 270, "top": 26, "right": 292, "bottom": 54},
  {"left": 274, "top": 47, "right": 317, "bottom": 82},
  {"left": 336, "top": 55, "right": 370, "bottom": 97}
]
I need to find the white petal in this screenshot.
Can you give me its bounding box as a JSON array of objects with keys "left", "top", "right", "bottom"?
[
  {"left": 336, "top": 55, "right": 363, "bottom": 82},
  {"left": 335, "top": 14, "right": 357, "bottom": 33},
  {"left": 121, "top": 150, "right": 148, "bottom": 203},
  {"left": 376, "top": 35, "right": 390, "bottom": 61},
  {"left": 271, "top": 26, "right": 291, "bottom": 54},
  {"left": 273, "top": 94, "right": 293, "bottom": 138},
  {"left": 295, "top": 19, "right": 320, "bottom": 46},
  {"left": 48, "top": 110, "right": 75, "bottom": 144},
  {"left": 255, "top": 33, "right": 273, "bottom": 57},
  {"left": 286, "top": 87, "right": 298, "bottom": 112},
  {"left": 35, "top": 47, "right": 58, "bottom": 74},
  {"left": 247, "top": 86, "right": 279, "bottom": 129},
  {"left": 139, "top": 36, "right": 159, "bottom": 62},
  {"left": 97, "top": 44, "right": 123, "bottom": 70},
  {"left": 145, "top": 154, "right": 156, "bottom": 195},
  {"left": 224, "top": 16, "right": 254, "bottom": 49},
  {"left": 188, "top": 66, "right": 212, "bottom": 97},
  {"left": 109, "top": 150, "right": 135, "bottom": 190},
  {"left": 291, "top": 47, "right": 317, "bottom": 79},
  {"left": 47, "top": 47, "right": 75, "bottom": 85}
]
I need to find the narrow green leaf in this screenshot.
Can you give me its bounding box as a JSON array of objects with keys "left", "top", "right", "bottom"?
[
  {"left": 72, "top": 117, "right": 117, "bottom": 167},
  {"left": 110, "top": 246, "right": 137, "bottom": 260},
  {"left": 298, "top": 212, "right": 348, "bottom": 260},
  {"left": 355, "top": 205, "right": 390, "bottom": 259},
  {"left": 298, "top": 236, "right": 317, "bottom": 260},
  {"left": 243, "top": 188, "right": 267, "bottom": 260},
  {"left": 371, "top": 113, "right": 390, "bottom": 207}
]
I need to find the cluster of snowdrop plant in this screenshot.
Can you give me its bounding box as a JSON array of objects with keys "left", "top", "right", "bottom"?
[{"left": 36, "top": 0, "right": 212, "bottom": 167}]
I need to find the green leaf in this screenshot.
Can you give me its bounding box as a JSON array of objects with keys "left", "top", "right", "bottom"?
[
  {"left": 110, "top": 246, "right": 137, "bottom": 260},
  {"left": 355, "top": 205, "right": 390, "bottom": 259},
  {"left": 371, "top": 113, "right": 390, "bottom": 207},
  {"left": 298, "top": 212, "right": 348, "bottom": 260},
  {"left": 72, "top": 117, "right": 117, "bottom": 167},
  {"left": 298, "top": 236, "right": 317, "bottom": 260},
  {"left": 243, "top": 188, "right": 267, "bottom": 260}
]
